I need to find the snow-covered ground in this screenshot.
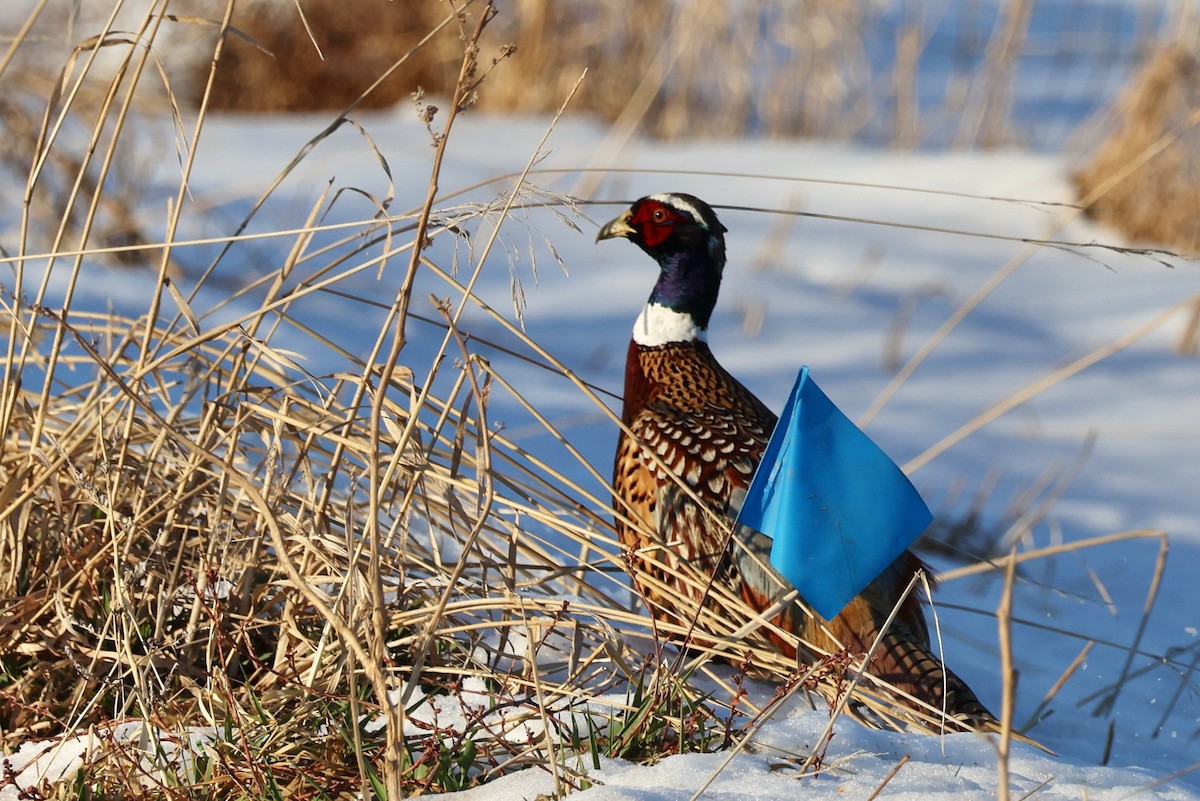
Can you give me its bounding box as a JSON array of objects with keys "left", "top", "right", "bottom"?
[{"left": 7, "top": 100, "right": 1198, "bottom": 798}]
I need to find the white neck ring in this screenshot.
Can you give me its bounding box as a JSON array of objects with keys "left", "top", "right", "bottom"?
[{"left": 632, "top": 302, "right": 706, "bottom": 347}]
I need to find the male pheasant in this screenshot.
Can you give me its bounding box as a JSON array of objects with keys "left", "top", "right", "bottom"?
[{"left": 597, "top": 192, "right": 994, "bottom": 728}]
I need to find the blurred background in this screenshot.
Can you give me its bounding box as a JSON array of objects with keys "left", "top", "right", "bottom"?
[{"left": 6, "top": 0, "right": 1200, "bottom": 255}]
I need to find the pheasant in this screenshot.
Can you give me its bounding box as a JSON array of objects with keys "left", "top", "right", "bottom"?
[{"left": 597, "top": 192, "right": 994, "bottom": 728}]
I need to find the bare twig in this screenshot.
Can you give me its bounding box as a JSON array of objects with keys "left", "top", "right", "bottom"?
[
  {"left": 866, "top": 753, "right": 911, "bottom": 801},
  {"left": 996, "top": 549, "right": 1018, "bottom": 801}
]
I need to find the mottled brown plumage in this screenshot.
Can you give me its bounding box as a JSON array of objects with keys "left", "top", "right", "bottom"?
[
  {"left": 614, "top": 339, "right": 769, "bottom": 622},
  {"left": 598, "top": 192, "right": 997, "bottom": 730}
]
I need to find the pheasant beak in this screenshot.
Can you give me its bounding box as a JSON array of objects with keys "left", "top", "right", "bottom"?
[{"left": 596, "top": 209, "right": 636, "bottom": 243}]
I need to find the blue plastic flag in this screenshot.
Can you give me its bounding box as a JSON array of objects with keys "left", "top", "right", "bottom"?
[{"left": 734, "top": 367, "right": 932, "bottom": 621}]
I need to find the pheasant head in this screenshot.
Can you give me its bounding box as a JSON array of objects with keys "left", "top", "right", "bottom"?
[{"left": 597, "top": 193, "right": 729, "bottom": 346}]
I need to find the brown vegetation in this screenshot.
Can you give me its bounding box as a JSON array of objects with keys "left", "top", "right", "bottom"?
[
  {"left": 198, "top": 0, "right": 877, "bottom": 140},
  {"left": 1073, "top": 43, "right": 1200, "bottom": 255},
  {"left": 205, "top": 0, "right": 460, "bottom": 112}
]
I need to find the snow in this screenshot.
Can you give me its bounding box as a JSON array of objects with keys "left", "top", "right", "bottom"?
[
  {"left": 6, "top": 9, "right": 1200, "bottom": 798},
  {"left": 0, "top": 723, "right": 218, "bottom": 799},
  {"left": 372, "top": 665, "right": 1199, "bottom": 800},
  {"left": 420, "top": 708, "right": 1200, "bottom": 801}
]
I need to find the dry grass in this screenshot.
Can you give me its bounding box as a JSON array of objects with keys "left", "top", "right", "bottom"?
[
  {"left": 175, "top": 0, "right": 1183, "bottom": 151},
  {"left": 187, "top": 0, "right": 874, "bottom": 140},
  {"left": 1073, "top": 42, "right": 1200, "bottom": 255},
  {"left": 9, "top": 0, "right": 1177, "bottom": 152},
  {"left": 0, "top": 72, "right": 162, "bottom": 272},
  {"left": 201, "top": 0, "right": 461, "bottom": 113},
  {"left": 76, "top": 0, "right": 1127, "bottom": 149}
]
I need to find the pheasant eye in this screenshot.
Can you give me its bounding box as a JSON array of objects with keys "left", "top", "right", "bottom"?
[{"left": 628, "top": 201, "right": 681, "bottom": 245}]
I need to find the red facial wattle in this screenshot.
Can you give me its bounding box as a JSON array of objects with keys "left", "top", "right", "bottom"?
[{"left": 631, "top": 201, "right": 686, "bottom": 247}]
